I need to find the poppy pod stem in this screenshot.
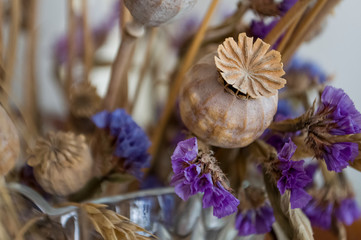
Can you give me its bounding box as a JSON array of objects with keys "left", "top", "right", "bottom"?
[{"left": 103, "top": 20, "right": 145, "bottom": 111}]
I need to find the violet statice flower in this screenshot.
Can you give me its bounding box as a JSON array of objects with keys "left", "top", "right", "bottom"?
[
  {"left": 276, "top": 139, "right": 312, "bottom": 209},
  {"left": 286, "top": 57, "right": 327, "bottom": 84},
  {"left": 306, "top": 86, "right": 361, "bottom": 172},
  {"left": 278, "top": 0, "right": 298, "bottom": 15},
  {"left": 170, "top": 138, "right": 240, "bottom": 218},
  {"left": 235, "top": 203, "right": 275, "bottom": 236},
  {"left": 335, "top": 198, "right": 361, "bottom": 225},
  {"left": 92, "top": 109, "right": 151, "bottom": 178},
  {"left": 250, "top": 19, "right": 278, "bottom": 41},
  {"left": 303, "top": 199, "right": 334, "bottom": 229}
]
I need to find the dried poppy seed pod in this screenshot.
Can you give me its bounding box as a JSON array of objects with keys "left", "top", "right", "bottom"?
[
  {"left": 28, "top": 132, "right": 93, "bottom": 196},
  {"left": 69, "top": 81, "right": 101, "bottom": 118},
  {"left": 124, "top": 0, "right": 197, "bottom": 27},
  {"left": 0, "top": 106, "right": 20, "bottom": 175},
  {"left": 179, "top": 33, "right": 285, "bottom": 148}
]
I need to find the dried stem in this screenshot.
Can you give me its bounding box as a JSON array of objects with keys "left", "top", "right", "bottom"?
[
  {"left": 66, "top": 0, "right": 76, "bottom": 97},
  {"left": 15, "top": 215, "right": 45, "bottom": 240},
  {"left": 0, "top": 0, "right": 3, "bottom": 64},
  {"left": 24, "top": 0, "right": 39, "bottom": 135},
  {"left": 130, "top": 28, "right": 157, "bottom": 114},
  {"left": 282, "top": 0, "right": 328, "bottom": 63},
  {"left": 149, "top": 0, "right": 220, "bottom": 159},
  {"left": 264, "top": 0, "right": 311, "bottom": 46},
  {"left": 81, "top": 0, "right": 93, "bottom": 82},
  {"left": 4, "top": 0, "right": 21, "bottom": 95},
  {"left": 103, "top": 31, "right": 137, "bottom": 110},
  {"left": 277, "top": 12, "right": 303, "bottom": 54}
]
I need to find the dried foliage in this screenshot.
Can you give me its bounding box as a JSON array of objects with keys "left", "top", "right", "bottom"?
[{"left": 81, "top": 203, "right": 156, "bottom": 240}]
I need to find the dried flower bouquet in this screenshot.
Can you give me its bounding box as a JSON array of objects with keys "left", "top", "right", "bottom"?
[{"left": 0, "top": 0, "right": 360, "bottom": 239}]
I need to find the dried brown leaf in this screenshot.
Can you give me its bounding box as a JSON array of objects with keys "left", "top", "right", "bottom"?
[
  {"left": 264, "top": 171, "right": 314, "bottom": 240},
  {"left": 81, "top": 203, "right": 157, "bottom": 240}
]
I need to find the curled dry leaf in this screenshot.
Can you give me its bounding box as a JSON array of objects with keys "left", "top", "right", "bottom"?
[
  {"left": 215, "top": 33, "right": 286, "bottom": 99},
  {"left": 28, "top": 132, "right": 93, "bottom": 196},
  {"left": 263, "top": 170, "right": 314, "bottom": 240},
  {"left": 82, "top": 203, "right": 156, "bottom": 240}
]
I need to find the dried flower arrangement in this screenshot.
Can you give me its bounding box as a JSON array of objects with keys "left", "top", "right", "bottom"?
[{"left": 1, "top": 0, "right": 361, "bottom": 239}]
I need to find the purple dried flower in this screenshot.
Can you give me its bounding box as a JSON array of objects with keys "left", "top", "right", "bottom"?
[
  {"left": 92, "top": 109, "right": 151, "bottom": 178},
  {"left": 286, "top": 57, "right": 327, "bottom": 84},
  {"left": 250, "top": 19, "right": 282, "bottom": 48},
  {"left": 335, "top": 198, "right": 361, "bottom": 226},
  {"left": 235, "top": 203, "right": 275, "bottom": 236},
  {"left": 278, "top": 0, "right": 298, "bottom": 15},
  {"left": 276, "top": 139, "right": 312, "bottom": 209},
  {"left": 170, "top": 138, "right": 240, "bottom": 218},
  {"left": 306, "top": 86, "right": 361, "bottom": 172},
  {"left": 303, "top": 199, "right": 334, "bottom": 229}
]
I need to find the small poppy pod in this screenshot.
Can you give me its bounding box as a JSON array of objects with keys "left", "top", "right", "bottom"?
[
  {"left": 124, "top": 0, "right": 197, "bottom": 27},
  {"left": 28, "top": 132, "right": 93, "bottom": 196},
  {"left": 0, "top": 106, "right": 20, "bottom": 175},
  {"left": 179, "top": 33, "right": 286, "bottom": 148}
]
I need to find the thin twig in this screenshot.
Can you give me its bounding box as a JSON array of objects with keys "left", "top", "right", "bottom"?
[
  {"left": 4, "top": 0, "right": 21, "bottom": 95},
  {"left": 264, "top": 0, "right": 311, "bottom": 46},
  {"left": 282, "top": 0, "right": 328, "bottom": 63},
  {"left": 149, "top": 0, "right": 220, "bottom": 160},
  {"left": 66, "top": 0, "right": 76, "bottom": 97},
  {"left": 81, "top": 0, "right": 93, "bottom": 82},
  {"left": 15, "top": 215, "right": 45, "bottom": 240},
  {"left": 129, "top": 28, "right": 157, "bottom": 114},
  {"left": 0, "top": 0, "right": 3, "bottom": 64},
  {"left": 276, "top": 11, "right": 303, "bottom": 54},
  {"left": 24, "top": 0, "right": 39, "bottom": 135}
]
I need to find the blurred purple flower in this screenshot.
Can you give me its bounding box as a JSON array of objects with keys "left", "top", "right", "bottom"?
[
  {"left": 235, "top": 203, "right": 275, "bottom": 236},
  {"left": 335, "top": 198, "right": 361, "bottom": 226},
  {"left": 286, "top": 57, "right": 327, "bottom": 84},
  {"left": 307, "top": 86, "right": 361, "bottom": 172},
  {"left": 250, "top": 19, "right": 282, "bottom": 48},
  {"left": 54, "top": 1, "right": 120, "bottom": 64},
  {"left": 276, "top": 139, "right": 312, "bottom": 209},
  {"left": 170, "top": 138, "right": 239, "bottom": 218},
  {"left": 92, "top": 109, "right": 151, "bottom": 178},
  {"left": 303, "top": 199, "right": 334, "bottom": 229}
]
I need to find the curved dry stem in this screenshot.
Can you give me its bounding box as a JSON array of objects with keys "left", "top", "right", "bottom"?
[
  {"left": 282, "top": 0, "right": 328, "bottom": 63},
  {"left": 149, "top": 0, "right": 220, "bottom": 161},
  {"left": 66, "top": 0, "right": 76, "bottom": 97},
  {"left": 263, "top": 0, "right": 311, "bottom": 46},
  {"left": 4, "top": 0, "right": 21, "bottom": 95},
  {"left": 81, "top": 0, "right": 93, "bottom": 82}
]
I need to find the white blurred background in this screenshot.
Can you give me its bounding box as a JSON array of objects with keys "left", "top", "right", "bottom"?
[{"left": 12, "top": 0, "right": 361, "bottom": 201}]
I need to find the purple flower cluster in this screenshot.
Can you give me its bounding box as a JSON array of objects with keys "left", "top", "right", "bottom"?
[
  {"left": 235, "top": 203, "right": 275, "bottom": 236},
  {"left": 303, "top": 197, "right": 361, "bottom": 229},
  {"left": 170, "top": 138, "right": 240, "bottom": 218},
  {"left": 276, "top": 139, "right": 312, "bottom": 209},
  {"left": 308, "top": 86, "right": 361, "bottom": 172},
  {"left": 92, "top": 109, "right": 151, "bottom": 178}
]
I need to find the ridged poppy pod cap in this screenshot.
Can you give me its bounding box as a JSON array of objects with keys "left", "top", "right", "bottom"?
[
  {"left": 28, "top": 132, "right": 93, "bottom": 196},
  {"left": 179, "top": 33, "right": 286, "bottom": 148},
  {"left": 0, "top": 106, "right": 20, "bottom": 175},
  {"left": 124, "top": 0, "right": 197, "bottom": 27}
]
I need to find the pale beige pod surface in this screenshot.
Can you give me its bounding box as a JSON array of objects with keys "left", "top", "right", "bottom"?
[
  {"left": 28, "top": 132, "right": 93, "bottom": 196},
  {"left": 0, "top": 106, "right": 20, "bottom": 175},
  {"left": 179, "top": 52, "right": 278, "bottom": 148},
  {"left": 124, "top": 0, "right": 197, "bottom": 27}
]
